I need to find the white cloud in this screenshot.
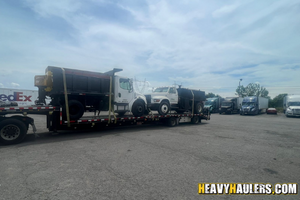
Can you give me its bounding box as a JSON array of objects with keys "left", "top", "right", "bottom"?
[
  {"left": 11, "top": 82, "right": 20, "bottom": 88},
  {"left": 212, "top": 4, "right": 239, "bottom": 18},
  {"left": 0, "top": 0, "right": 299, "bottom": 98}
]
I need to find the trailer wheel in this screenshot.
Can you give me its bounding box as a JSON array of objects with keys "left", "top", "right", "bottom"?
[
  {"left": 132, "top": 101, "right": 145, "bottom": 117},
  {"left": 191, "top": 116, "right": 199, "bottom": 124},
  {"left": 63, "top": 100, "right": 84, "bottom": 120},
  {"left": 194, "top": 102, "right": 203, "bottom": 114},
  {"left": 0, "top": 119, "right": 27, "bottom": 145},
  {"left": 158, "top": 101, "right": 170, "bottom": 115},
  {"left": 167, "top": 117, "right": 177, "bottom": 127}
]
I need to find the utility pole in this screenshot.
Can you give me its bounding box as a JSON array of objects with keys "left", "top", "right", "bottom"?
[{"left": 239, "top": 79, "right": 243, "bottom": 97}]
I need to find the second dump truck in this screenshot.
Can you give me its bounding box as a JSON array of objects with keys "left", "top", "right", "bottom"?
[{"left": 145, "top": 86, "right": 206, "bottom": 115}]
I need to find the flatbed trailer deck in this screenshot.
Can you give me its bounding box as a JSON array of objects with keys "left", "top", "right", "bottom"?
[{"left": 0, "top": 106, "right": 210, "bottom": 145}]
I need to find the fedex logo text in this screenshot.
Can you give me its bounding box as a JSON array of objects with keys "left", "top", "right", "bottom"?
[{"left": 0, "top": 92, "right": 32, "bottom": 102}]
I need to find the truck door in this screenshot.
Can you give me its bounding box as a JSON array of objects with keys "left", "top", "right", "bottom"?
[
  {"left": 114, "top": 77, "right": 134, "bottom": 110},
  {"left": 167, "top": 87, "right": 177, "bottom": 105}
]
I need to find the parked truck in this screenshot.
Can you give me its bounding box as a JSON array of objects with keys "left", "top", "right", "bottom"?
[
  {"left": 204, "top": 97, "right": 223, "bottom": 113},
  {"left": 283, "top": 95, "right": 300, "bottom": 117},
  {"left": 145, "top": 86, "right": 206, "bottom": 115},
  {"left": 35, "top": 66, "right": 147, "bottom": 120},
  {"left": 219, "top": 97, "right": 243, "bottom": 114},
  {"left": 240, "top": 96, "right": 268, "bottom": 115}
]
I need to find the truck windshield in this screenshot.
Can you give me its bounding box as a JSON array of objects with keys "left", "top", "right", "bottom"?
[
  {"left": 242, "top": 102, "right": 255, "bottom": 106},
  {"left": 222, "top": 102, "right": 231, "bottom": 106},
  {"left": 205, "top": 100, "right": 214, "bottom": 105},
  {"left": 120, "top": 79, "right": 131, "bottom": 90},
  {"left": 154, "top": 87, "right": 169, "bottom": 92},
  {"left": 288, "top": 102, "right": 300, "bottom": 106}
]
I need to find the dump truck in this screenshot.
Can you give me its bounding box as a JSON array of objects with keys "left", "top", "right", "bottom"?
[
  {"left": 219, "top": 97, "right": 243, "bottom": 114},
  {"left": 34, "top": 66, "right": 147, "bottom": 120},
  {"left": 145, "top": 86, "right": 206, "bottom": 115}
]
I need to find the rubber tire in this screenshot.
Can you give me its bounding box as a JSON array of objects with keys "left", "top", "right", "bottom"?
[
  {"left": 0, "top": 119, "right": 27, "bottom": 145},
  {"left": 132, "top": 101, "right": 145, "bottom": 117},
  {"left": 194, "top": 102, "right": 203, "bottom": 114},
  {"left": 63, "top": 100, "right": 84, "bottom": 120},
  {"left": 158, "top": 101, "right": 170, "bottom": 115},
  {"left": 191, "top": 116, "right": 199, "bottom": 124},
  {"left": 167, "top": 117, "right": 177, "bottom": 127}
]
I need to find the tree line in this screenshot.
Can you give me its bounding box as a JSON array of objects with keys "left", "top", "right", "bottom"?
[{"left": 205, "top": 83, "right": 287, "bottom": 108}]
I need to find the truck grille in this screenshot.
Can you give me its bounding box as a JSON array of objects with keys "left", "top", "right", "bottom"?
[{"left": 293, "top": 109, "right": 300, "bottom": 114}]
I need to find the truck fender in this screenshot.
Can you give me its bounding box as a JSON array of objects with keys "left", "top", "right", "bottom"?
[{"left": 129, "top": 96, "right": 147, "bottom": 110}]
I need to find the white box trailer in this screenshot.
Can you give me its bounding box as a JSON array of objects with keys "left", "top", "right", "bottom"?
[
  {"left": 258, "top": 96, "right": 269, "bottom": 110},
  {"left": 0, "top": 88, "right": 39, "bottom": 106}
]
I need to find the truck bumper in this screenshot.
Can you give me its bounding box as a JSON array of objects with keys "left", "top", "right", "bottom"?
[{"left": 241, "top": 110, "right": 256, "bottom": 115}]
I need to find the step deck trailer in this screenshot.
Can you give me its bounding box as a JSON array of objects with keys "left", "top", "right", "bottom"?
[{"left": 0, "top": 106, "right": 210, "bottom": 145}]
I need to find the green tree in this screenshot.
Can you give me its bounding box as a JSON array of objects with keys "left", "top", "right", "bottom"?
[
  {"left": 235, "top": 83, "right": 269, "bottom": 97},
  {"left": 269, "top": 94, "right": 287, "bottom": 108},
  {"left": 206, "top": 93, "right": 222, "bottom": 98}
]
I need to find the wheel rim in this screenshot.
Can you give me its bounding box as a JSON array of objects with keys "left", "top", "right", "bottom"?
[
  {"left": 161, "top": 104, "right": 169, "bottom": 114},
  {"left": 0, "top": 125, "right": 20, "bottom": 141},
  {"left": 137, "top": 106, "right": 143, "bottom": 113}
]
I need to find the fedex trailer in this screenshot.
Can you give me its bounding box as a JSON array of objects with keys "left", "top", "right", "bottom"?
[{"left": 0, "top": 88, "right": 39, "bottom": 106}]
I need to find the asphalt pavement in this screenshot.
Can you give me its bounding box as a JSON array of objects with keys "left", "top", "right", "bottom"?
[{"left": 0, "top": 113, "right": 299, "bottom": 200}]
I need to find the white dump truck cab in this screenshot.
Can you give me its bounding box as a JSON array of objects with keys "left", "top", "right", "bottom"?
[
  {"left": 145, "top": 86, "right": 206, "bottom": 115},
  {"left": 114, "top": 76, "right": 147, "bottom": 117},
  {"left": 145, "top": 86, "right": 178, "bottom": 115},
  {"left": 284, "top": 95, "right": 300, "bottom": 117}
]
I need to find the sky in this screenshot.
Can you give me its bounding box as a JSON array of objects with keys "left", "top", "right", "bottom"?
[{"left": 0, "top": 0, "right": 300, "bottom": 98}]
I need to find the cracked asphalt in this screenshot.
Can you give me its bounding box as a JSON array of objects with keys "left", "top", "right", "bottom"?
[{"left": 0, "top": 113, "right": 299, "bottom": 200}]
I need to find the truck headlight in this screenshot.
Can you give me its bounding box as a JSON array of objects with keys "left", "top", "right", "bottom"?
[{"left": 153, "top": 99, "right": 160, "bottom": 103}]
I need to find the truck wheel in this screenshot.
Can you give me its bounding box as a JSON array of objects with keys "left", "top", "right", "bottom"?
[
  {"left": 167, "top": 117, "right": 177, "bottom": 127},
  {"left": 194, "top": 102, "right": 203, "bottom": 114},
  {"left": 0, "top": 119, "right": 27, "bottom": 145},
  {"left": 132, "top": 101, "right": 145, "bottom": 117},
  {"left": 63, "top": 100, "right": 84, "bottom": 120},
  {"left": 158, "top": 101, "right": 170, "bottom": 115},
  {"left": 191, "top": 116, "right": 199, "bottom": 124}
]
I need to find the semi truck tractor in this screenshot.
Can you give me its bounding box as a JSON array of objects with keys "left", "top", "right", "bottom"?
[
  {"left": 34, "top": 66, "right": 147, "bottom": 120},
  {"left": 204, "top": 97, "right": 223, "bottom": 113},
  {"left": 219, "top": 97, "right": 243, "bottom": 114},
  {"left": 240, "top": 96, "right": 268, "bottom": 115},
  {"left": 283, "top": 95, "right": 300, "bottom": 117},
  {"left": 145, "top": 86, "right": 206, "bottom": 115}
]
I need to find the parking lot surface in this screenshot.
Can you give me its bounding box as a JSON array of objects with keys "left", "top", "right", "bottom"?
[{"left": 0, "top": 113, "right": 299, "bottom": 199}]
